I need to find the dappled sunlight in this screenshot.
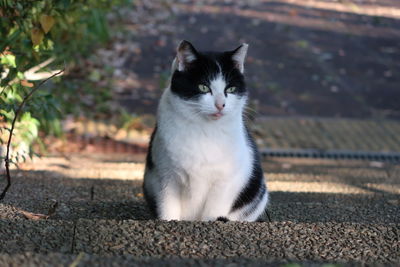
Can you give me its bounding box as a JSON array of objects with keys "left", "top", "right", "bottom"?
[
  {"left": 16, "top": 156, "right": 399, "bottom": 197},
  {"left": 268, "top": 180, "right": 373, "bottom": 194},
  {"left": 366, "top": 183, "right": 400, "bottom": 195},
  {"left": 269, "top": 0, "right": 400, "bottom": 19},
  {"left": 1, "top": 156, "right": 398, "bottom": 224},
  {"left": 268, "top": 176, "right": 400, "bottom": 195},
  {"left": 264, "top": 157, "right": 399, "bottom": 195},
  {"left": 176, "top": 2, "right": 400, "bottom": 38},
  {"left": 21, "top": 156, "right": 146, "bottom": 181}
]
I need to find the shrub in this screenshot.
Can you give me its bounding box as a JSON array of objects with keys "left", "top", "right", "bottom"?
[{"left": 0, "top": 0, "right": 129, "bottom": 162}]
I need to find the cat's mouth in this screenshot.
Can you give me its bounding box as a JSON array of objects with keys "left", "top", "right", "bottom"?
[{"left": 210, "top": 112, "right": 224, "bottom": 119}]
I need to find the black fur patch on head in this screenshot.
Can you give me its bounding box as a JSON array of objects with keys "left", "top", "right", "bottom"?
[{"left": 171, "top": 46, "right": 247, "bottom": 100}]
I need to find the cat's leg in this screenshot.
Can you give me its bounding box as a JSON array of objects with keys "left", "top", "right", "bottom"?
[
  {"left": 158, "top": 179, "right": 182, "bottom": 220},
  {"left": 245, "top": 191, "right": 269, "bottom": 221},
  {"left": 228, "top": 185, "right": 269, "bottom": 222},
  {"left": 180, "top": 179, "right": 209, "bottom": 220},
  {"left": 200, "top": 181, "right": 236, "bottom": 221}
]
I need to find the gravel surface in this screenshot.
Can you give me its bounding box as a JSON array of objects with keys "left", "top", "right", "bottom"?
[
  {"left": 0, "top": 156, "right": 398, "bottom": 265},
  {"left": 0, "top": 252, "right": 371, "bottom": 267},
  {"left": 0, "top": 220, "right": 73, "bottom": 254},
  {"left": 74, "top": 220, "right": 398, "bottom": 263}
]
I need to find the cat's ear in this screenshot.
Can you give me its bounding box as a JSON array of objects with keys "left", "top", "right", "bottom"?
[
  {"left": 231, "top": 43, "right": 249, "bottom": 73},
  {"left": 176, "top": 40, "right": 198, "bottom": 71}
]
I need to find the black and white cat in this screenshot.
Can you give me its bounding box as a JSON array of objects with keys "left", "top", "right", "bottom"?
[{"left": 143, "top": 40, "right": 268, "bottom": 222}]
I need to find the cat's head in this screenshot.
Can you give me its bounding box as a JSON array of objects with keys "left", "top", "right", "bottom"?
[{"left": 169, "top": 40, "right": 248, "bottom": 121}]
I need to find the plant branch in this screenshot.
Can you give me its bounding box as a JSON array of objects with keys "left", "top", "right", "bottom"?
[
  {"left": 22, "top": 57, "right": 65, "bottom": 81},
  {"left": 0, "top": 68, "right": 64, "bottom": 201},
  {"left": 0, "top": 83, "right": 11, "bottom": 97}
]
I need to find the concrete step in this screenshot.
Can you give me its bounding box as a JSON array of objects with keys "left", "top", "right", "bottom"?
[
  {"left": 0, "top": 219, "right": 398, "bottom": 264},
  {"left": 1, "top": 156, "right": 398, "bottom": 265}
]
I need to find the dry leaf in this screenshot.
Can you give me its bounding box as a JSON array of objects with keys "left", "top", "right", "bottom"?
[
  {"left": 20, "top": 210, "right": 49, "bottom": 221},
  {"left": 110, "top": 244, "right": 125, "bottom": 250},
  {"left": 47, "top": 199, "right": 59, "bottom": 216},
  {"left": 31, "top": 28, "right": 44, "bottom": 46},
  {"left": 40, "top": 15, "right": 55, "bottom": 34},
  {"left": 21, "top": 80, "right": 34, "bottom": 87}
]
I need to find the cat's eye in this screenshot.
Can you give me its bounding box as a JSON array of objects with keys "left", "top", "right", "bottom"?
[
  {"left": 226, "top": 87, "right": 236, "bottom": 94},
  {"left": 198, "top": 84, "right": 210, "bottom": 93}
]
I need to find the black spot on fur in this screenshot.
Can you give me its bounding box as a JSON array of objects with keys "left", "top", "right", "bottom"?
[
  {"left": 143, "top": 125, "right": 158, "bottom": 218},
  {"left": 231, "top": 128, "right": 264, "bottom": 211},
  {"left": 143, "top": 186, "right": 158, "bottom": 218},
  {"left": 171, "top": 47, "right": 246, "bottom": 100},
  {"left": 146, "top": 126, "right": 157, "bottom": 170},
  {"left": 242, "top": 183, "right": 266, "bottom": 217},
  {"left": 217, "top": 216, "right": 229, "bottom": 222}
]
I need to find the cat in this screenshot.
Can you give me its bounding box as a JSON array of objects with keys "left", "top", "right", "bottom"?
[{"left": 143, "top": 40, "right": 269, "bottom": 222}]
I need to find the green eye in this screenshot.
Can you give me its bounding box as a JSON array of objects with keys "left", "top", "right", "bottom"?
[
  {"left": 198, "top": 84, "right": 210, "bottom": 93},
  {"left": 226, "top": 87, "right": 236, "bottom": 93}
]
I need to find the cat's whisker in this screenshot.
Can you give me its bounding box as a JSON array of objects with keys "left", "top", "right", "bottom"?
[
  {"left": 244, "top": 106, "right": 259, "bottom": 114},
  {"left": 242, "top": 111, "right": 256, "bottom": 118}
]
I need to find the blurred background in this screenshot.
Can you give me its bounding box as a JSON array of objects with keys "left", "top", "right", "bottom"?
[{"left": 1, "top": 0, "right": 400, "bottom": 163}]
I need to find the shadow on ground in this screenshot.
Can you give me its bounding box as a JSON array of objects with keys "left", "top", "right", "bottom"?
[{"left": 1, "top": 157, "right": 398, "bottom": 224}]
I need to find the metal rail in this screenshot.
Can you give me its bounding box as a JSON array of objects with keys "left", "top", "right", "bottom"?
[{"left": 260, "top": 148, "right": 400, "bottom": 162}]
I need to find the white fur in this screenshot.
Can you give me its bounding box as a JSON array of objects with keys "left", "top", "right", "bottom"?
[
  {"left": 232, "top": 43, "right": 248, "bottom": 73},
  {"left": 144, "top": 61, "right": 268, "bottom": 222}
]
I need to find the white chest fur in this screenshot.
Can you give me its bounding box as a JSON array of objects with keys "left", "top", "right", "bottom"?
[
  {"left": 149, "top": 89, "right": 254, "bottom": 221},
  {"left": 157, "top": 89, "right": 252, "bottom": 182}
]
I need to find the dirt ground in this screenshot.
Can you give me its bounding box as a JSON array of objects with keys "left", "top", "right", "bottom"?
[{"left": 99, "top": 0, "right": 400, "bottom": 119}]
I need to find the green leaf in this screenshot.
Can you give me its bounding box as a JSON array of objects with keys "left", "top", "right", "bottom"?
[
  {"left": 0, "top": 29, "right": 21, "bottom": 51},
  {"left": 0, "top": 68, "right": 18, "bottom": 87},
  {"left": 0, "top": 54, "right": 16, "bottom": 67}
]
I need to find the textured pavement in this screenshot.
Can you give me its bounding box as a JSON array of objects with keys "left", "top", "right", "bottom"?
[
  {"left": 0, "top": 155, "right": 399, "bottom": 265},
  {"left": 255, "top": 117, "right": 400, "bottom": 151},
  {"left": 64, "top": 117, "right": 400, "bottom": 153}
]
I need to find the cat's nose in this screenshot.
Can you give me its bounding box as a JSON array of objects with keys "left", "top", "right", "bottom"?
[{"left": 215, "top": 102, "right": 225, "bottom": 111}]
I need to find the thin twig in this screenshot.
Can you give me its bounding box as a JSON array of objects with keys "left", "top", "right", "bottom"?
[
  {"left": 0, "top": 83, "right": 11, "bottom": 97},
  {"left": 266, "top": 210, "right": 272, "bottom": 222},
  {"left": 0, "top": 68, "right": 64, "bottom": 201}
]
